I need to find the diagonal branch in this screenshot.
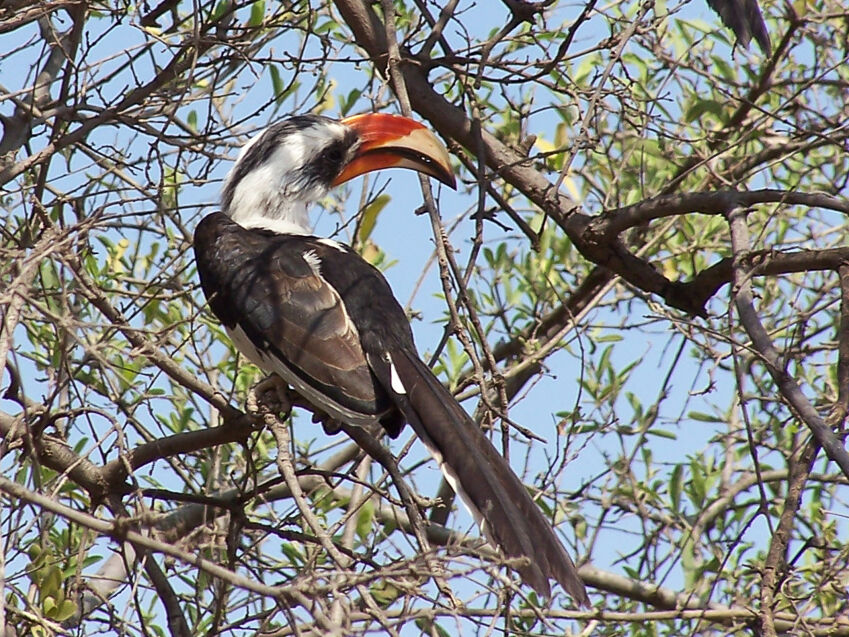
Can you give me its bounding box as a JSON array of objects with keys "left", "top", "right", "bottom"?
[
  {"left": 329, "top": 0, "right": 750, "bottom": 319},
  {"left": 757, "top": 439, "right": 820, "bottom": 637},
  {"left": 727, "top": 208, "right": 849, "bottom": 478}
]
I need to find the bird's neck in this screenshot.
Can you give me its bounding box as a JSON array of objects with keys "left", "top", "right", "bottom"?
[
  {"left": 229, "top": 201, "right": 313, "bottom": 235},
  {"left": 224, "top": 170, "right": 314, "bottom": 235}
]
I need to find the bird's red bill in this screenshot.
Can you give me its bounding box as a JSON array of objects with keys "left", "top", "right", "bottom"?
[{"left": 333, "top": 113, "right": 456, "bottom": 189}]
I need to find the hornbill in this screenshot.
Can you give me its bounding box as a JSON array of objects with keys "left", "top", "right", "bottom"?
[{"left": 193, "top": 113, "right": 589, "bottom": 605}]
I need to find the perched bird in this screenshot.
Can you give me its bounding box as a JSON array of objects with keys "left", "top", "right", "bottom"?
[{"left": 193, "top": 113, "right": 589, "bottom": 605}]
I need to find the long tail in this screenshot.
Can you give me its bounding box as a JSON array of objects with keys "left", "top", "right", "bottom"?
[{"left": 385, "top": 347, "right": 589, "bottom": 605}]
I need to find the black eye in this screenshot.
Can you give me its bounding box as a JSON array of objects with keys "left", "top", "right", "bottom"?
[
  {"left": 323, "top": 143, "right": 345, "bottom": 169},
  {"left": 306, "top": 138, "right": 354, "bottom": 187}
]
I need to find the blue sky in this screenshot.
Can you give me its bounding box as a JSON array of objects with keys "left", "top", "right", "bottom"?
[{"left": 3, "top": 1, "right": 846, "bottom": 631}]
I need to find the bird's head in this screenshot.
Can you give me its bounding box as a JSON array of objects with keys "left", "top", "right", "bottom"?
[{"left": 221, "top": 113, "right": 455, "bottom": 234}]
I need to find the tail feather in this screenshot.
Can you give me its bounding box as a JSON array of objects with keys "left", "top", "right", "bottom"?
[{"left": 386, "top": 347, "right": 589, "bottom": 605}]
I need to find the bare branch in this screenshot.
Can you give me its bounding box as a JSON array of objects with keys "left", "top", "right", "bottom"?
[{"left": 728, "top": 208, "right": 849, "bottom": 478}]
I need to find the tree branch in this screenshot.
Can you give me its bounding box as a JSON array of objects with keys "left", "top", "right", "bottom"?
[{"left": 728, "top": 208, "right": 849, "bottom": 478}]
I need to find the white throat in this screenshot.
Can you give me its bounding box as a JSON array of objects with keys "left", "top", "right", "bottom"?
[
  {"left": 227, "top": 190, "right": 313, "bottom": 235},
  {"left": 224, "top": 164, "right": 314, "bottom": 235}
]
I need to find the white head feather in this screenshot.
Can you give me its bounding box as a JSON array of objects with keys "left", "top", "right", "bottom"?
[{"left": 221, "top": 116, "right": 354, "bottom": 234}]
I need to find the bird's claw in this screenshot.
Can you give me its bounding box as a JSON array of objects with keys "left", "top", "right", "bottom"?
[
  {"left": 311, "top": 410, "right": 342, "bottom": 435},
  {"left": 248, "top": 375, "right": 293, "bottom": 417}
]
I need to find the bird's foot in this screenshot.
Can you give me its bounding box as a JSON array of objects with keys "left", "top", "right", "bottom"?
[
  {"left": 311, "top": 410, "right": 342, "bottom": 435},
  {"left": 248, "top": 375, "right": 293, "bottom": 418}
]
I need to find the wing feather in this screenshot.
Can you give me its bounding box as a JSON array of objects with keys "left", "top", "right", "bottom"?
[{"left": 194, "top": 212, "right": 389, "bottom": 424}]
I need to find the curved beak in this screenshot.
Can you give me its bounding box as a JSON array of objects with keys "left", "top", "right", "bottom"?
[{"left": 333, "top": 113, "right": 456, "bottom": 189}]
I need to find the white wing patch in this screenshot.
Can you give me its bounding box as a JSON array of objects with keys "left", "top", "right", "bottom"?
[
  {"left": 318, "top": 237, "right": 347, "bottom": 252},
  {"left": 301, "top": 249, "right": 322, "bottom": 275},
  {"left": 386, "top": 352, "right": 407, "bottom": 395}
]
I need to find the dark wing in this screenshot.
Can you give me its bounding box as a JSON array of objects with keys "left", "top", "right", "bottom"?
[
  {"left": 315, "top": 245, "right": 590, "bottom": 605},
  {"left": 193, "top": 212, "right": 395, "bottom": 428},
  {"left": 706, "top": 0, "right": 770, "bottom": 52}
]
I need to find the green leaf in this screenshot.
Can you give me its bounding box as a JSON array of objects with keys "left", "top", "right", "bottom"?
[
  {"left": 356, "top": 499, "right": 375, "bottom": 540},
  {"left": 681, "top": 538, "right": 697, "bottom": 586},
  {"left": 669, "top": 464, "right": 682, "bottom": 513},
  {"left": 371, "top": 580, "right": 402, "bottom": 607},
  {"left": 688, "top": 460, "right": 706, "bottom": 506},
  {"left": 340, "top": 88, "right": 363, "bottom": 116},
  {"left": 712, "top": 55, "right": 736, "bottom": 82},
  {"left": 595, "top": 333, "right": 623, "bottom": 343},
  {"left": 357, "top": 194, "right": 390, "bottom": 244},
  {"left": 269, "top": 65, "right": 284, "bottom": 104},
  {"left": 688, "top": 411, "right": 723, "bottom": 423},
  {"left": 248, "top": 1, "right": 265, "bottom": 27},
  {"left": 647, "top": 428, "right": 677, "bottom": 440},
  {"left": 684, "top": 99, "right": 726, "bottom": 124},
  {"left": 41, "top": 565, "right": 63, "bottom": 597},
  {"left": 280, "top": 541, "right": 305, "bottom": 565},
  {"left": 210, "top": 0, "right": 230, "bottom": 21},
  {"left": 53, "top": 599, "right": 78, "bottom": 622}
]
